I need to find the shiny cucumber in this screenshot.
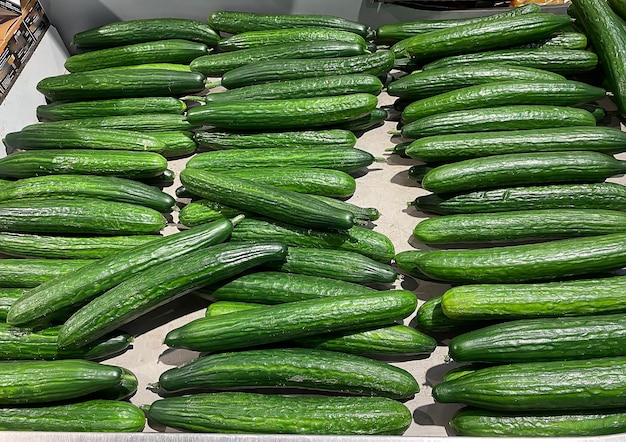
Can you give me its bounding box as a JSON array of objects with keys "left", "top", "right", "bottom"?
[
  {"left": 32, "top": 114, "right": 199, "bottom": 132},
  {"left": 194, "top": 128, "right": 356, "bottom": 150},
  {"left": 512, "top": 31, "right": 588, "bottom": 49},
  {"left": 415, "top": 296, "right": 479, "bottom": 335},
  {"left": 0, "top": 289, "right": 25, "bottom": 321},
  {"left": 148, "top": 131, "right": 197, "bottom": 159},
  {"left": 333, "top": 107, "right": 388, "bottom": 132},
  {"left": 0, "top": 259, "right": 92, "bottom": 288}
]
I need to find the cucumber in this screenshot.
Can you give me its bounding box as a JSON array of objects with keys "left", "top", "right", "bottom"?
[
  {"left": 220, "top": 52, "right": 394, "bottom": 89},
  {"left": 421, "top": 151, "right": 626, "bottom": 195},
  {"left": 0, "top": 199, "right": 167, "bottom": 235},
  {"left": 396, "top": 105, "right": 597, "bottom": 139},
  {"left": 0, "top": 149, "right": 168, "bottom": 180},
  {"left": 333, "top": 108, "right": 388, "bottom": 132},
  {"left": 405, "top": 126, "right": 626, "bottom": 163},
  {"left": 401, "top": 80, "right": 606, "bottom": 124},
  {"left": 6, "top": 217, "right": 235, "bottom": 326},
  {"left": 413, "top": 209, "right": 626, "bottom": 244},
  {"left": 432, "top": 356, "right": 626, "bottom": 411},
  {"left": 217, "top": 27, "right": 367, "bottom": 52},
  {"left": 308, "top": 194, "right": 380, "bottom": 223},
  {"left": 395, "top": 232, "right": 626, "bottom": 284},
  {"left": 572, "top": 0, "right": 626, "bottom": 115},
  {"left": 0, "top": 359, "right": 123, "bottom": 404},
  {"left": 609, "top": 0, "right": 626, "bottom": 19},
  {"left": 186, "top": 146, "right": 375, "bottom": 173},
  {"left": 145, "top": 392, "right": 411, "bottom": 435},
  {"left": 392, "top": 13, "right": 572, "bottom": 59},
  {"left": 450, "top": 407, "right": 626, "bottom": 437},
  {"left": 0, "top": 259, "right": 92, "bottom": 288},
  {"left": 422, "top": 48, "right": 599, "bottom": 75},
  {"left": 156, "top": 347, "right": 419, "bottom": 399},
  {"left": 441, "top": 275, "right": 626, "bottom": 320},
  {"left": 276, "top": 247, "right": 397, "bottom": 284},
  {"left": 194, "top": 128, "right": 357, "bottom": 150},
  {"left": 164, "top": 290, "right": 417, "bottom": 352},
  {"left": 31, "top": 114, "right": 199, "bottom": 132},
  {"left": 58, "top": 242, "right": 288, "bottom": 349},
  {"left": 36, "top": 96, "right": 186, "bottom": 121},
  {"left": 415, "top": 296, "right": 479, "bottom": 334},
  {"left": 413, "top": 182, "right": 626, "bottom": 215},
  {"left": 0, "top": 174, "right": 175, "bottom": 212},
  {"left": 512, "top": 31, "right": 588, "bottom": 49},
  {"left": 190, "top": 40, "right": 367, "bottom": 76},
  {"left": 449, "top": 313, "right": 626, "bottom": 363},
  {"left": 207, "top": 11, "right": 370, "bottom": 37},
  {"left": 0, "top": 289, "right": 24, "bottom": 321},
  {"left": 64, "top": 39, "right": 210, "bottom": 73},
  {"left": 386, "top": 62, "right": 566, "bottom": 101},
  {"left": 145, "top": 131, "right": 197, "bottom": 159},
  {"left": 179, "top": 169, "right": 355, "bottom": 231},
  {"left": 36, "top": 68, "right": 206, "bottom": 102},
  {"left": 186, "top": 93, "right": 378, "bottom": 131}
]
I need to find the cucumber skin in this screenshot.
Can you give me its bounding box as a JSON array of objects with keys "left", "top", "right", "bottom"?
[
  {"left": 36, "top": 97, "right": 185, "bottom": 121},
  {"left": 157, "top": 347, "right": 419, "bottom": 399},
  {"left": 0, "top": 259, "right": 92, "bottom": 288},
  {"left": 433, "top": 356, "right": 626, "bottom": 411},
  {"left": 194, "top": 129, "right": 357, "bottom": 150},
  {"left": 0, "top": 289, "right": 24, "bottom": 321},
  {"left": 146, "top": 392, "right": 412, "bottom": 435},
  {"left": 164, "top": 290, "right": 417, "bottom": 353},
  {"left": 416, "top": 296, "right": 479, "bottom": 334},
  {"left": 33, "top": 114, "right": 199, "bottom": 132}
]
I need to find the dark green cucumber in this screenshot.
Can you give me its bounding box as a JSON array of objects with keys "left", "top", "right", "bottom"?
[
  {"left": 450, "top": 407, "right": 626, "bottom": 437},
  {"left": 0, "top": 199, "right": 167, "bottom": 235},
  {"left": 413, "top": 182, "right": 626, "bottom": 215},
  {"left": 217, "top": 27, "right": 367, "bottom": 52},
  {"left": 309, "top": 194, "right": 380, "bottom": 223},
  {"left": 0, "top": 149, "right": 168, "bottom": 180},
  {"left": 187, "top": 93, "right": 378, "bottom": 131},
  {"left": 0, "top": 232, "right": 159, "bottom": 259},
  {"left": 401, "top": 80, "right": 606, "bottom": 124},
  {"left": 449, "top": 313, "right": 626, "bottom": 363},
  {"left": 220, "top": 52, "right": 394, "bottom": 89},
  {"left": 422, "top": 48, "right": 599, "bottom": 75},
  {"left": 572, "top": 0, "right": 626, "bottom": 115},
  {"left": 156, "top": 347, "right": 419, "bottom": 399},
  {"left": 194, "top": 128, "right": 356, "bottom": 150},
  {"left": 191, "top": 40, "right": 366, "bottom": 76},
  {"left": 204, "top": 74, "right": 383, "bottom": 102},
  {"left": 397, "top": 105, "right": 597, "bottom": 139},
  {"left": 333, "top": 108, "right": 388, "bottom": 132},
  {"left": 392, "top": 13, "right": 572, "bottom": 60},
  {"left": 186, "top": 146, "right": 374, "bottom": 173},
  {"left": 416, "top": 296, "right": 479, "bottom": 334},
  {"left": 609, "top": 0, "right": 626, "bottom": 19},
  {"left": 138, "top": 131, "right": 197, "bottom": 159},
  {"left": 0, "top": 359, "right": 123, "bottom": 404},
  {"left": 0, "top": 289, "right": 25, "bottom": 321},
  {"left": 207, "top": 11, "right": 370, "bottom": 37},
  {"left": 432, "top": 356, "right": 626, "bottom": 411},
  {"left": 441, "top": 275, "right": 626, "bottom": 320},
  {"left": 0, "top": 174, "right": 175, "bottom": 212},
  {"left": 421, "top": 151, "right": 626, "bottom": 195},
  {"left": 6, "top": 217, "right": 235, "bottom": 326},
  {"left": 405, "top": 126, "right": 626, "bottom": 163},
  {"left": 145, "top": 392, "right": 411, "bottom": 435},
  {"left": 387, "top": 63, "right": 565, "bottom": 101},
  {"left": 58, "top": 241, "right": 287, "bottom": 349},
  {"left": 395, "top": 232, "right": 626, "bottom": 284},
  {"left": 0, "top": 259, "right": 92, "bottom": 288},
  {"left": 512, "top": 31, "right": 588, "bottom": 49},
  {"left": 443, "top": 365, "right": 490, "bottom": 382},
  {"left": 413, "top": 209, "right": 626, "bottom": 244},
  {"left": 33, "top": 114, "right": 199, "bottom": 132},
  {"left": 180, "top": 169, "right": 355, "bottom": 230},
  {"left": 37, "top": 68, "right": 206, "bottom": 102},
  {"left": 36, "top": 96, "right": 185, "bottom": 121}
]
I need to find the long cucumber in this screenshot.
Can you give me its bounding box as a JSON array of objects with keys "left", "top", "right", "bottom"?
[
  {"left": 0, "top": 259, "right": 92, "bottom": 288},
  {"left": 193, "top": 129, "right": 357, "bottom": 150}
]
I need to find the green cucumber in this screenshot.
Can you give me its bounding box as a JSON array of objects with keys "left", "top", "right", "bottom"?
[
  {"left": 442, "top": 365, "right": 490, "bottom": 382},
  {"left": 190, "top": 40, "right": 366, "bottom": 76},
  {"left": 186, "top": 93, "right": 378, "bottom": 131},
  {"left": 194, "top": 128, "right": 356, "bottom": 150},
  {"left": 405, "top": 126, "right": 626, "bottom": 163},
  {"left": 145, "top": 392, "right": 411, "bottom": 435},
  {"left": 609, "top": 0, "right": 626, "bottom": 19},
  {"left": 0, "top": 259, "right": 92, "bottom": 288},
  {"left": 220, "top": 52, "right": 394, "bottom": 89},
  {"left": 37, "top": 68, "right": 206, "bottom": 102},
  {"left": 145, "top": 131, "right": 197, "bottom": 159},
  {"left": 441, "top": 275, "right": 626, "bottom": 320},
  {"left": 0, "top": 149, "right": 168, "bottom": 180},
  {"left": 512, "top": 31, "right": 588, "bottom": 49},
  {"left": 395, "top": 232, "right": 626, "bottom": 284},
  {"left": 415, "top": 296, "right": 479, "bottom": 334},
  {"left": 0, "top": 289, "right": 25, "bottom": 321},
  {"left": 6, "top": 217, "right": 235, "bottom": 326},
  {"left": 164, "top": 290, "right": 416, "bottom": 352},
  {"left": 58, "top": 242, "right": 287, "bottom": 349},
  {"left": 309, "top": 195, "right": 380, "bottom": 223},
  {"left": 333, "top": 108, "right": 388, "bottom": 132},
  {"left": 432, "top": 356, "right": 626, "bottom": 411},
  {"left": 31, "top": 114, "right": 199, "bottom": 132},
  {"left": 421, "top": 151, "right": 626, "bottom": 195},
  {"left": 401, "top": 80, "right": 606, "bottom": 124},
  {"left": 156, "top": 347, "right": 419, "bottom": 399},
  {"left": 448, "top": 313, "right": 626, "bottom": 363},
  {"left": 386, "top": 63, "right": 566, "bottom": 101},
  {"left": 413, "top": 209, "right": 626, "bottom": 244}
]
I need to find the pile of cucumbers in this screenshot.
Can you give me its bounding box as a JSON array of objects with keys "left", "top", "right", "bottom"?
[{"left": 383, "top": 0, "right": 626, "bottom": 437}]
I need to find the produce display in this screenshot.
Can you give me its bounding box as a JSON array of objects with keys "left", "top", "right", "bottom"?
[{"left": 1, "top": 1, "right": 626, "bottom": 437}]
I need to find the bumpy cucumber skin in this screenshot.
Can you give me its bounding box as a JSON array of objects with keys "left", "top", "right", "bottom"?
[
  {"left": 415, "top": 296, "right": 479, "bottom": 334},
  {"left": 33, "top": 114, "right": 199, "bottom": 132},
  {"left": 36, "top": 97, "right": 186, "bottom": 121},
  {"left": 0, "top": 259, "right": 92, "bottom": 288},
  {"left": 194, "top": 129, "right": 357, "bottom": 150}
]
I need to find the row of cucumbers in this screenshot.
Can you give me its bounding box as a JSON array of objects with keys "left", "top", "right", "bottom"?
[{"left": 384, "top": 0, "right": 626, "bottom": 437}]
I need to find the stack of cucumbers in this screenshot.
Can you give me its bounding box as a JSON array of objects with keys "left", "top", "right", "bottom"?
[{"left": 384, "top": 0, "right": 626, "bottom": 437}]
